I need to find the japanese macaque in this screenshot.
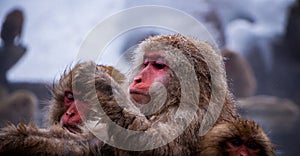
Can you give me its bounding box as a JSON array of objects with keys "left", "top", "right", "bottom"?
[
  {"left": 0, "top": 34, "right": 273, "bottom": 155},
  {"left": 200, "top": 119, "right": 274, "bottom": 156},
  {"left": 47, "top": 63, "right": 125, "bottom": 133},
  {"left": 0, "top": 62, "right": 124, "bottom": 155},
  {"left": 87, "top": 34, "right": 239, "bottom": 154},
  {"left": 221, "top": 48, "right": 257, "bottom": 98},
  {"left": 1, "top": 9, "right": 24, "bottom": 45}
]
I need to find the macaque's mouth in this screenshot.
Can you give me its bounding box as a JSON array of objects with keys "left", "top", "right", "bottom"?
[
  {"left": 129, "top": 89, "right": 149, "bottom": 96},
  {"left": 63, "top": 124, "right": 82, "bottom": 133},
  {"left": 129, "top": 90, "right": 151, "bottom": 104}
]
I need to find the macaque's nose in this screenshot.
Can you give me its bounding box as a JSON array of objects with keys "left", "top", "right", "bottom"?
[
  {"left": 65, "top": 105, "right": 77, "bottom": 118},
  {"left": 133, "top": 75, "right": 142, "bottom": 84},
  {"left": 65, "top": 111, "right": 75, "bottom": 118}
]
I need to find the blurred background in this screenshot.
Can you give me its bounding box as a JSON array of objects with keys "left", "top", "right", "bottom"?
[{"left": 0, "top": 0, "right": 299, "bottom": 155}]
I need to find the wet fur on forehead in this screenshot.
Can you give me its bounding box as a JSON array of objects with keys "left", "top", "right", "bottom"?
[{"left": 201, "top": 119, "right": 274, "bottom": 156}]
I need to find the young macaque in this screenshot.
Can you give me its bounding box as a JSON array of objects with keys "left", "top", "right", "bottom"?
[{"left": 201, "top": 119, "right": 274, "bottom": 156}]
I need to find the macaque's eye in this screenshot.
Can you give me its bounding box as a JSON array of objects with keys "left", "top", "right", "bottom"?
[
  {"left": 143, "top": 62, "right": 149, "bottom": 68},
  {"left": 153, "top": 63, "right": 166, "bottom": 70},
  {"left": 246, "top": 141, "right": 259, "bottom": 150},
  {"left": 230, "top": 138, "right": 243, "bottom": 147},
  {"left": 65, "top": 91, "right": 74, "bottom": 101}
]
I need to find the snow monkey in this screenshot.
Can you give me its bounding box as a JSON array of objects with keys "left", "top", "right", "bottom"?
[
  {"left": 47, "top": 63, "right": 125, "bottom": 133},
  {"left": 0, "top": 62, "right": 123, "bottom": 155},
  {"left": 94, "top": 34, "right": 239, "bottom": 155},
  {"left": 0, "top": 34, "right": 273, "bottom": 155},
  {"left": 200, "top": 119, "right": 274, "bottom": 156}
]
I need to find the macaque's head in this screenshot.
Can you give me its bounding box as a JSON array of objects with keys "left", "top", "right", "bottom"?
[
  {"left": 129, "top": 52, "right": 170, "bottom": 104},
  {"left": 59, "top": 89, "right": 90, "bottom": 133},
  {"left": 223, "top": 120, "right": 274, "bottom": 156},
  {"left": 128, "top": 34, "right": 228, "bottom": 119},
  {"left": 201, "top": 119, "right": 274, "bottom": 156},
  {"left": 49, "top": 62, "right": 125, "bottom": 133}
]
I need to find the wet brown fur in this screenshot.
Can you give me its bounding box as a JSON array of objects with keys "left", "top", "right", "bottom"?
[
  {"left": 0, "top": 63, "right": 123, "bottom": 155},
  {"left": 47, "top": 63, "right": 125, "bottom": 127},
  {"left": 94, "top": 34, "right": 239, "bottom": 155},
  {"left": 0, "top": 34, "right": 259, "bottom": 155},
  {"left": 0, "top": 123, "right": 92, "bottom": 155},
  {"left": 200, "top": 119, "right": 274, "bottom": 156}
]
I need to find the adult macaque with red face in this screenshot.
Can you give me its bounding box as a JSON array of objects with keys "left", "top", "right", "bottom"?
[
  {"left": 91, "top": 34, "right": 240, "bottom": 155},
  {"left": 59, "top": 90, "right": 89, "bottom": 133},
  {"left": 0, "top": 62, "right": 123, "bottom": 155},
  {"left": 130, "top": 52, "right": 170, "bottom": 104},
  {"left": 47, "top": 63, "right": 125, "bottom": 133}
]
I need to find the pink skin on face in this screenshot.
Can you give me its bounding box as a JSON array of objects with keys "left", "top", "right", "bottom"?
[
  {"left": 60, "top": 90, "right": 89, "bottom": 133},
  {"left": 226, "top": 139, "right": 260, "bottom": 156},
  {"left": 129, "top": 52, "right": 169, "bottom": 104}
]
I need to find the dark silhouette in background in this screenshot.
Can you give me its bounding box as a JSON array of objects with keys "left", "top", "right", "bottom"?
[
  {"left": 0, "top": 9, "right": 26, "bottom": 89},
  {"left": 1, "top": 9, "right": 23, "bottom": 46},
  {"left": 0, "top": 9, "right": 50, "bottom": 127}
]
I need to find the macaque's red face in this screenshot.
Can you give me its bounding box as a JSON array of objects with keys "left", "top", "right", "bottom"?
[
  {"left": 226, "top": 138, "right": 260, "bottom": 156},
  {"left": 60, "top": 90, "right": 89, "bottom": 133},
  {"left": 129, "top": 52, "right": 169, "bottom": 104}
]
